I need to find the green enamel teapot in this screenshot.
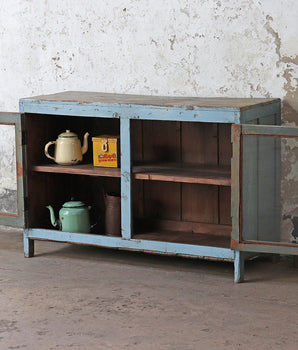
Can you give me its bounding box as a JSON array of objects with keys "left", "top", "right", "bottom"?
[{"left": 46, "top": 199, "right": 91, "bottom": 233}]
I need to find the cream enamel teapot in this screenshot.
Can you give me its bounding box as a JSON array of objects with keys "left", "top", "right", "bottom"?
[{"left": 45, "top": 130, "right": 89, "bottom": 165}]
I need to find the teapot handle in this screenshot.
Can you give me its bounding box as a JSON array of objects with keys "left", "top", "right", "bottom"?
[{"left": 44, "top": 141, "right": 56, "bottom": 161}]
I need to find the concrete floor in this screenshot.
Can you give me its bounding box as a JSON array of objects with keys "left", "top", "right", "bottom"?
[{"left": 1, "top": 227, "right": 298, "bottom": 350}]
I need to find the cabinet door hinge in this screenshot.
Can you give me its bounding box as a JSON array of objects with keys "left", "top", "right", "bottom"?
[
  {"left": 22, "top": 131, "right": 27, "bottom": 146},
  {"left": 24, "top": 197, "right": 30, "bottom": 211}
]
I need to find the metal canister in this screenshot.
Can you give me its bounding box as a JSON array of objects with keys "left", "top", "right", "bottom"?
[
  {"left": 92, "top": 135, "right": 120, "bottom": 167},
  {"left": 104, "top": 193, "right": 121, "bottom": 236}
]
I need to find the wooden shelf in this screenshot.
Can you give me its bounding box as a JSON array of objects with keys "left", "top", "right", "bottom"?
[
  {"left": 133, "top": 163, "right": 231, "bottom": 186},
  {"left": 133, "top": 230, "right": 231, "bottom": 248},
  {"left": 135, "top": 219, "right": 232, "bottom": 236},
  {"left": 32, "top": 162, "right": 231, "bottom": 185},
  {"left": 31, "top": 163, "right": 120, "bottom": 178}
]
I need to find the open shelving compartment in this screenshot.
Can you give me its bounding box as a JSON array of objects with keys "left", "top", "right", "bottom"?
[
  {"left": 25, "top": 113, "right": 121, "bottom": 234},
  {"left": 131, "top": 119, "right": 232, "bottom": 249},
  {"left": 26, "top": 113, "right": 233, "bottom": 249}
]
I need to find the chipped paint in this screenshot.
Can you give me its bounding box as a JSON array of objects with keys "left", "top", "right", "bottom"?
[{"left": 16, "top": 161, "right": 23, "bottom": 178}]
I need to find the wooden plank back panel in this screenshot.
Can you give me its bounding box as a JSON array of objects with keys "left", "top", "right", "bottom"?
[
  {"left": 143, "top": 181, "right": 181, "bottom": 221},
  {"left": 131, "top": 120, "right": 143, "bottom": 162},
  {"left": 141, "top": 121, "right": 181, "bottom": 224},
  {"left": 181, "top": 122, "right": 218, "bottom": 165},
  {"left": 142, "top": 120, "right": 181, "bottom": 162},
  {"left": 218, "top": 124, "right": 232, "bottom": 166},
  {"left": 181, "top": 122, "right": 219, "bottom": 225},
  {"left": 132, "top": 179, "right": 144, "bottom": 219},
  {"left": 219, "top": 187, "right": 232, "bottom": 225},
  {"left": 182, "top": 183, "right": 219, "bottom": 224},
  {"left": 132, "top": 121, "right": 233, "bottom": 228}
]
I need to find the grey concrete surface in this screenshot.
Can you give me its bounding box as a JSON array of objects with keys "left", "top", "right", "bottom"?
[{"left": 1, "top": 227, "right": 298, "bottom": 350}]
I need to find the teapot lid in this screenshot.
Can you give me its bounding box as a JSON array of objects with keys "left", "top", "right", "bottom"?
[
  {"left": 58, "top": 130, "right": 78, "bottom": 138},
  {"left": 62, "top": 200, "right": 86, "bottom": 208}
]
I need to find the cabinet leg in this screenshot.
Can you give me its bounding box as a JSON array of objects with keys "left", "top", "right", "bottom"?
[
  {"left": 234, "top": 251, "right": 244, "bottom": 283},
  {"left": 24, "top": 234, "right": 34, "bottom": 258}
]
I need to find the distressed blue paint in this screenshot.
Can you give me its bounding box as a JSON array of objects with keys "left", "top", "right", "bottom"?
[
  {"left": 23, "top": 239, "right": 30, "bottom": 258},
  {"left": 23, "top": 229, "right": 34, "bottom": 257},
  {"left": 240, "top": 100, "right": 281, "bottom": 123},
  {"left": 234, "top": 251, "right": 244, "bottom": 283},
  {"left": 27, "top": 228, "right": 235, "bottom": 260},
  {"left": 20, "top": 99, "right": 241, "bottom": 123},
  {"left": 120, "top": 117, "right": 132, "bottom": 239},
  {"left": 242, "top": 124, "right": 298, "bottom": 137}
]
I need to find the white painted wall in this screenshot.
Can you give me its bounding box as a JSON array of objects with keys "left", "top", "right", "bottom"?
[
  {"left": 0, "top": 0, "right": 297, "bottom": 111},
  {"left": 0, "top": 125, "right": 17, "bottom": 214},
  {"left": 1, "top": 0, "right": 298, "bottom": 236}
]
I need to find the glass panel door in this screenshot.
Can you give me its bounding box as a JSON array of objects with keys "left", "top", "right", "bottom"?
[
  {"left": 232, "top": 124, "right": 298, "bottom": 253},
  {"left": 0, "top": 113, "right": 24, "bottom": 228}
]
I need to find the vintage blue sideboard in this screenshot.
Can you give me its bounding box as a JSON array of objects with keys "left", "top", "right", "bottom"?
[{"left": 2, "top": 91, "right": 298, "bottom": 282}]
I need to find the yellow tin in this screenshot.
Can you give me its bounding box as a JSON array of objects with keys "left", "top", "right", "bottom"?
[{"left": 92, "top": 135, "right": 120, "bottom": 167}]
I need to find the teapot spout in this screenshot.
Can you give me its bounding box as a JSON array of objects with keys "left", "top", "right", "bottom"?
[
  {"left": 46, "top": 205, "right": 59, "bottom": 228},
  {"left": 81, "top": 132, "right": 89, "bottom": 155}
]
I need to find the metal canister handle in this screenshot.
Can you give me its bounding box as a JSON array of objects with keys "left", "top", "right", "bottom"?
[{"left": 102, "top": 141, "right": 108, "bottom": 152}]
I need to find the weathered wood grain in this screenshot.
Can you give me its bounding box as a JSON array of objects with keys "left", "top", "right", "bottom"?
[
  {"left": 23, "top": 91, "right": 279, "bottom": 109},
  {"left": 32, "top": 164, "right": 121, "bottom": 177}
]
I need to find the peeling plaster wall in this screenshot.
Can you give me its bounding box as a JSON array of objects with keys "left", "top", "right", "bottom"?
[
  {"left": 1, "top": 0, "right": 298, "bottom": 237},
  {"left": 0, "top": 0, "right": 297, "bottom": 109},
  {"left": 0, "top": 125, "right": 17, "bottom": 214}
]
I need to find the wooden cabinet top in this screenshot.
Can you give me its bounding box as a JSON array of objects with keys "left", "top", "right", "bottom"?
[
  {"left": 21, "top": 91, "right": 279, "bottom": 110},
  {"left": 19, "top": 91, "right": 280, "bottom": 124}
]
